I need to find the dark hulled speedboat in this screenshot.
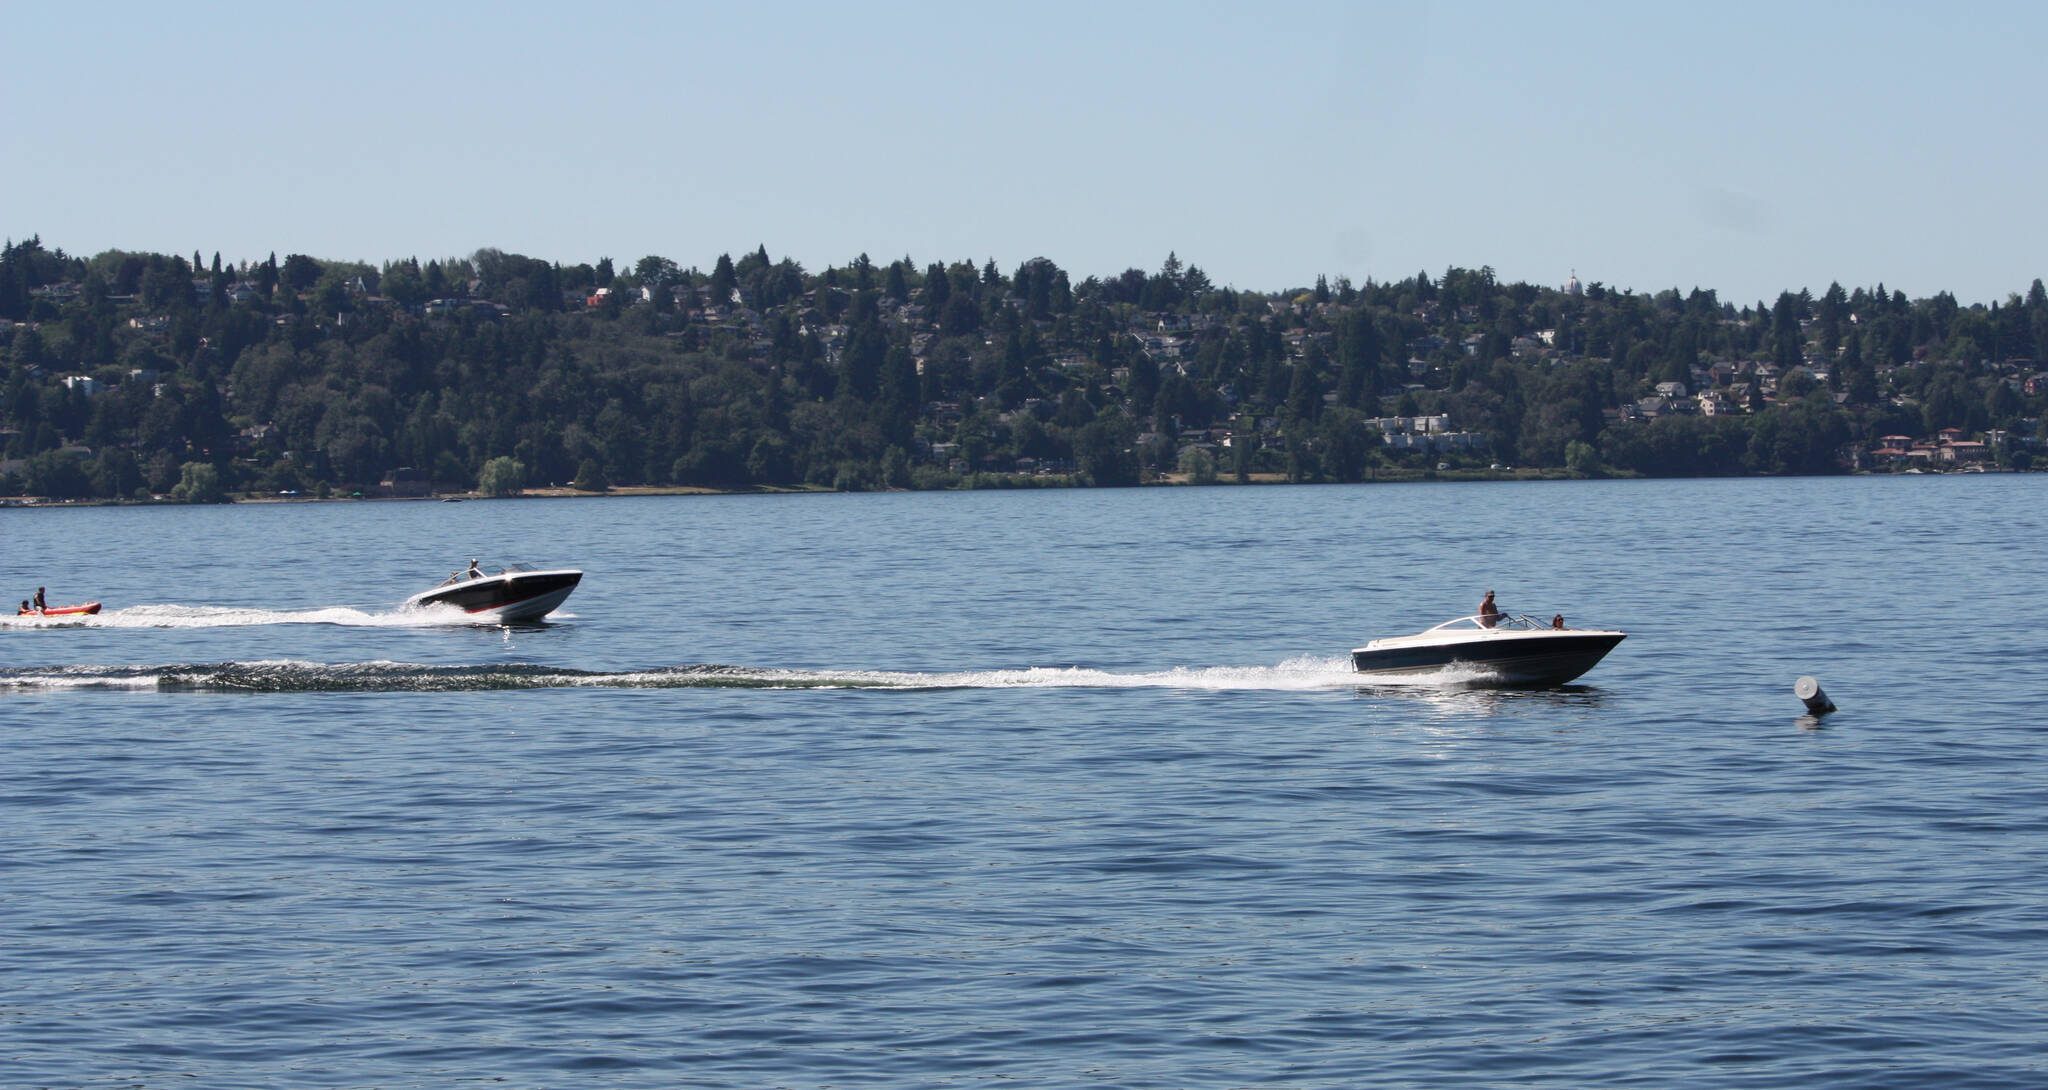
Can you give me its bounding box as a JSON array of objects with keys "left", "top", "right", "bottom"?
[
  {"left": 1351, "top": 613, "right": 1625, "bottom": 687},
  {"left": 403, "top": 563, "right": 582, "bottom": 623}
]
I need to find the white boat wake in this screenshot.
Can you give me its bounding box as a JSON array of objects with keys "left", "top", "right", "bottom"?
[
  {"left": 0, "top": 603, "right": 508, "bottom": 630},
  {"left": 0, "top": 655, "right": 1524, "bottom": 694},
  {"left": 822, "top": 655, "right": 1506, "bottom": 691}
]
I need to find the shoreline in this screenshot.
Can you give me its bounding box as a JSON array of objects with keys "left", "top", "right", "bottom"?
[
  {"left": 1, "top": 464, "right": 2019, "bottom": 509},
  {"left": 3, "top": 470, "right": 1513, "bottom": 507}
]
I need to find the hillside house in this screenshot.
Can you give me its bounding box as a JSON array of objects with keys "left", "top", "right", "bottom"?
[{"left": 1869, "top": 438, "right": 1913, "bottom": 467}]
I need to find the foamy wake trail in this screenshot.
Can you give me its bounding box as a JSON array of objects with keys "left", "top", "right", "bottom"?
[
  {"left": 0, "top": 655, "right": 1521, "bottom": 694},
  {"left": 0, "top": 664, "right": 167, "bottom": 691},
  {"left": 1, "top": 603, "right": 478, "bottom": 629},
  {"left": 860, "top": 654, "right": 1367, "bottom": 691}
]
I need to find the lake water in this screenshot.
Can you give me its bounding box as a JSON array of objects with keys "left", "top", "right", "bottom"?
[{"left": 5, "top": 477, "right": 2047, "bottom": 1088}]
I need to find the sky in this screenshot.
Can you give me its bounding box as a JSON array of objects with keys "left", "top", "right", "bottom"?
[{"left": 8, "top": 1, "right": 2046, "bottom": 306}]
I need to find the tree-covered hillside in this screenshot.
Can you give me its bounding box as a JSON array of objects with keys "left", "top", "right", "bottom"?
[{"left": 3, "top": 236, "right": 2043, "bottom": 500}]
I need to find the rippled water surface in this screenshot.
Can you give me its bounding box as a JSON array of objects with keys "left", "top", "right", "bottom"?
[{"left": 6, "top": 477, "right": 2048, "bottom": 1087}]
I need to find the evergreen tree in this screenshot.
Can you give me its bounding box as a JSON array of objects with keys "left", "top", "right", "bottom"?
[
  {"left": 1335, "top": 308, "right": 1380, "bottom": 408},
  {"left": 2030, "top": 279, "right": 2048, "bottom": 360},
  {"left": 709, "top": 253, "right": 737, "bottom": 304},
  {"left": 1772, "top": 291, "right": 1804, "bottom": 369},
  {"left": 1819, "top": 281, "right": 1847, "bottom": 352},
  {"left": 571, "top": 457, "right": 609, "bottom": 492},
  {"left": 879, "top": 343, "right": 920, "bottom": 446},
  {"left": 838, "top": 322, "right": 886, "bottom": 401},
  {"left": 1287, "top": 354, "right": 1324, "bottom": 421},
  {"left": 1841, "top": 335, "right": 1876, "bottom": 404}
]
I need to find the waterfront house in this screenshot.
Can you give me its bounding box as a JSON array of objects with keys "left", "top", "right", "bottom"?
[
  {"left": 1942, "top": 440, "right": 1989, "bottom": 464},
  {"left": 378, "top": 467, "right": 432, "bottom": 498}
]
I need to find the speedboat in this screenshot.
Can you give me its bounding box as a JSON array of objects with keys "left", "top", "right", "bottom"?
[
  {"left": 1351, "top": 613, "right": 1625, "bottom": 687},
  {"left": 402, "top": 563, "right": 582, "bottom": 623},
  {"left": 16, "top": 601, "right": 101, "bottom": 617}
]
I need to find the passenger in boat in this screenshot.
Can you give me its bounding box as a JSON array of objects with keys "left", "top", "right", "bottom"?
[
  {"left": 32, "top": 587, "right": 46, "bottom": 612},
  {"left": 19, "top": 600, "right": 31, "bottom": 615},
  {"left": 1551, "top": 613, "right": 1566, "bottom": 630},
  {"left": 1478, "top": 589, "right": 1501, "bottom": 627},
  {"left": 466, "top": 559, "right": 483, "bottom": 580}
]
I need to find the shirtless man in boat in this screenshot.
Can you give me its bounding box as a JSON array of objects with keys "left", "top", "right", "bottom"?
[
  {"left": 33, "top": 587, "right": 46, "bottom": 612},
  {"left": 1478, "top": 589, "right": 1502, "bottom": 628}
]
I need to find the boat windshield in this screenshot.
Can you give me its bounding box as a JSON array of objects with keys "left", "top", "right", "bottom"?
[
  {"left": 1428, "top": 613, "right": 1559, "bottom": 633},
  {"left": 433, "top": 561, "right": 537, "bottom": 587}
]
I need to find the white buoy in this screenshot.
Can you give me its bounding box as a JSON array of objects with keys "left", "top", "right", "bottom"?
[{"left": 1795, "top": 675, "right": 1836, "bottom": 715}]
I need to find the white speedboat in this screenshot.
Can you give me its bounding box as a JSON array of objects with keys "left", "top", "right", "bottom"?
[
  {"left": 403, "top": 562, "right": 583, "bottom": 623},
  {"left": 1351, "top": 613, "right": 1625, "bottom": 687}
]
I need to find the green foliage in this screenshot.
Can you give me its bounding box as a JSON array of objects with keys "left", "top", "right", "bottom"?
[
  {"left": 21, "top": 450, "right": 92, "bottom": 498},
  {"left": 881, "top": 446, "right": 911, "bottom": 489},
  {"left": 1564, "top": 440, "right": 1603, "bottom": 478},
  {"left": 1318, "top": 409, "right": 1378, "bottom": 483},
  {"left": 279, "top": 254, "right": 324, "bottom": 294},
  {"left": 479, "top": 456, "right": 525, "bottom": 497},
  {"left": 171, "top": 461, "right": 227, "bottom": 503},
  {"left": 570, "top": 457, "right": 609, "bottom": 492},
  {"left": 4, "top": 242, "right": 2042, "bottom": 505},
  {"left": 1075, "top": 416, "right": 1139, "bottom": 486}
]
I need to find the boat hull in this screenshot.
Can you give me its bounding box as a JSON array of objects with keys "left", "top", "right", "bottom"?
[
  {"left": 405, "top": 571, "right": 582, "bottom": 623},
  {"left": 1351, "top": 632, "right": 1625, "bottom": 687},
  {"left": 17, "top": 602, "right": 101, "bottom": 617}
]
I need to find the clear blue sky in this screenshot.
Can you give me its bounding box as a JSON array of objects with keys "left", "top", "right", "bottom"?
[{"left": 9, "top": 1, "right": 2044, "bottom": 306}]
